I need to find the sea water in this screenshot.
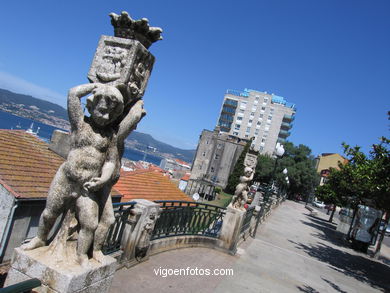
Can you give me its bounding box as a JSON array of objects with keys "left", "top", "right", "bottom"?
[{"left": 0, "top": 111, "right": 162, "bottom": 165}]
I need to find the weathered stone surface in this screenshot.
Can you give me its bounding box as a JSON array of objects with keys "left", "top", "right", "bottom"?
[
  {"left": 218, "top": 206, "right": 245, "bottom": 253},
  {"left": 121, "top": 199, "right": 160, "bottom": 266},
  {"left": 88, "top": 36, "right": 155, "bottom": 102},
  {"left": 5, "top": 247, "right": 117, "bottom": 293}
]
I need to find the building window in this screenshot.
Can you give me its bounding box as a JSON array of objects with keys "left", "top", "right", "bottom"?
[
  {"left": 270, "top": 108, "right": 274, "bottom": 113},
  {"left": 249, "top": 119, "right": 253, "bottom": 124},
  {"left": 245, "top": 134, "right": 249, "bottom": 138},
  {"left": 246, "top": 127, "right": 251, "bottom": 133},
  {"left": 206, "top": 140, "right": 209, "bottom": 144},
  {"left": 261, "top": 106, "right": 266, "bottom": 111},
  {"left": 236, "top": 116, "right": 243, "bottom": 121},
  {"left": 217, "top": 144, "right": 222, "bottom": 149},
  {"left": 255, "top": 129, "right": 259, "bottom": 135},
  {"left": 202, "top": 151, "right": 206, "bottom": 157},
  {"left": 255, "top": 96, "right": 260, "bottom": 100},
  {"left": 264, "top": 98, "right": 269, "bottom": 103},
  {"left": 254, "top": 100, "right": 258, "bottom": 105},
  {"left": 240, "top": 101, "right": 247, "bottom": 108},
  {"left": 239, "top": 109, "right": 245, "bottom": 113},
  {"left": 257, "top": 121, "right": 261, "bottom": 125},
  {"left": 235, "top": 124, "right": 240, "bottom": 130},
  {"left": 268, "top": 115, "right": 272, "bottom": 120},
  {"left": 259, "top": 114, "right": 264, "bottom": 118},
  {"left": 210, "top": 167, "right": 214, "bottom": 173},
  {"left": 262, "top": 138, "right": 266, "bottom": 142},
  {"left": 252, "top": 107, "right": 257, "bottom": 111},
  {"left": 233, "top": 131, "right": 239, "bottom": 136},
  {"left": 215, "top": 154, "right": 220, "bottom": 160}
]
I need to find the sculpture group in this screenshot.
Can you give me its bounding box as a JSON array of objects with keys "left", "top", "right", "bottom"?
[{"left": 22, "top": 11, "right": 162, "bottom": 267}]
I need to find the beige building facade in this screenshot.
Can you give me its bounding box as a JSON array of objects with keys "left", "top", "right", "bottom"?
[
  {"left": 217, "top": 88, "right": 296, "bottom": 155},
  {"left": 315, "top": 153, "right": 348, "bottom": 185}
]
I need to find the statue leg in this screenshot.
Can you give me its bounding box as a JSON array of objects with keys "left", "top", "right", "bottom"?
[
  {"left": 22, "top": 166, "right": 72, "bottom": 250},
  {"left": 93, "top": 185, "right": 115, "bottom": 263},
  {"left": 76, "top": 194, "right": 99, "bottom": 267}
]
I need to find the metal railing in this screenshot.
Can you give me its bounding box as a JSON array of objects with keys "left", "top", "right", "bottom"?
[
  {"left": 241, "top": 206, "right": 255, "bottom": 234},
  {"left": 151, "top": 201, "right": 226, "bottom": 240},
  {"left": 0, "top": 278, "right": 41, "bottom": 293},
  {"left": 102, "top": 201, "right": 136, "bottom": 255}
]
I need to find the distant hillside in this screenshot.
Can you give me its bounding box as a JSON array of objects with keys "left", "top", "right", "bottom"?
[
  {"left": 0, "top": 88, "right": 69, "bottom": 129},
  {"left": 126, "top": 131, "right": 196, "bottom": 163},
  {"left": 0, "top": 88, "right": 196, "bottom": 163}
]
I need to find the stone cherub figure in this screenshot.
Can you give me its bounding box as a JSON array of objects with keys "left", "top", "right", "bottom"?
[
  {"left": 230, "top": 167, "right": 254, "bottom": 210},
  {"left": 23, "top": 83, "right": 145, "bottom": 267}
]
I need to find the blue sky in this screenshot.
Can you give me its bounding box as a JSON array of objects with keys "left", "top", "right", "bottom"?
[{"left": 0, "top": 1, "right": 389, "bottom": 156}]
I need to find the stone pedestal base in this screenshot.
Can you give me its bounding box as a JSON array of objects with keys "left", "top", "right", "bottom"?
[
  {"left": 5, "top": 247, "right": 117, "bottom": 293},
  {"left": 218, "top": 206, "right": 245, "bottom": 254}
]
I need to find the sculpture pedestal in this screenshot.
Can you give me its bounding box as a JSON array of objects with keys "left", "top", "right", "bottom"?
[{"left": 5, "top": 246, "right": 118, "bottom": 293}]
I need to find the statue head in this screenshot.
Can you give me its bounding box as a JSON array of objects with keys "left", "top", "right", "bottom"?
[
  {"left": 86, "top": 85, "right": 124, "bottom": 126},
  {"left": 244, "top": 167, "right": 253, "bottom": 176}
]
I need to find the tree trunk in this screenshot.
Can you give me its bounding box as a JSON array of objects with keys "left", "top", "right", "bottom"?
[
  {"left": 328, "top": 205, "right": 336, "bottom": 223},
  {"left": 373, "top": 212, "right": 389, "bottom": 259}
]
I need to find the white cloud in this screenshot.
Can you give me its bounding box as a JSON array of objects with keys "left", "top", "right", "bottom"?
[{"left": 0, "top": 71, "right": 66, "bottom": 107}]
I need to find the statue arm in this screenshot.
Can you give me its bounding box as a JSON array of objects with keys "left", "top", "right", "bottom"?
[
  {"left": 68, "top": 83, "right": 99, "bottom": 130},
  {"left": 83, "top": 141, "right": 118, "bottom": 192},
  {"left": 117, "top": 99, "right": 146, "bottom": 142}
]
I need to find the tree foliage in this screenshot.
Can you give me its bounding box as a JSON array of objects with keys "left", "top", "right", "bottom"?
[
  {"left": 254, "top": 142, "right": 319, "bottom": 198},
  {"left": 315, "top": 135, "right": 390, "bottom": 256}
]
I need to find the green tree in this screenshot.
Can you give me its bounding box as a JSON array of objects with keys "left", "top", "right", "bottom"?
[
  {"left": 342, "top": 137, "right": 390, "bottom": 257},
  {"left": 253, "top": 154, "right": 275, "bottom": 184},
  {"left": 315, "top": 168, "right": 350, "bottom": 222},
  {"left": 225, "top": 139, "right": 252, "bottom": 194},
  {"left": 275, "top": 142, "right": 319, "bottom": 199},
  {"left": 317, "top": 135, "right": 390, "bottom": 257}
]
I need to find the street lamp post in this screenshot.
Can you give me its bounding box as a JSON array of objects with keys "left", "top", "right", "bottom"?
[{"left": 252, "top": 143, "right": 285, "bottom": 237}]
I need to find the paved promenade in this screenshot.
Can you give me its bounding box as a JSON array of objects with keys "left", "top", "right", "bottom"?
[{"left": 110, "top": 201, "right": 390, "bottom": 293}]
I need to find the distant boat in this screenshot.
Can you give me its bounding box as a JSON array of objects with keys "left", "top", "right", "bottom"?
[
  {"left": 16, "top": 122, "right": 21, "bottom": 129},
  {"left": 26, "top": 123, "right": 40, "bottom": 137}
]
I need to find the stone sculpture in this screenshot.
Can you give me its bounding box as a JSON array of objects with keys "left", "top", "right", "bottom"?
[
  {"left": 230, "top": 167, "right": 254, "bottom": 210},
  {"left": 229, "top": 152, "right": 257, "bottom": 210},
  {"left": 21, "top": 11, "right": 162, "bottom": 268},
  {"left": 135, "top": 208, "right": 158, "bottom": 259}
]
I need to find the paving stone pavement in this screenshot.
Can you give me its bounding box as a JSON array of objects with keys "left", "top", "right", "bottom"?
[{"left": 110, "top": 200, "right": 390, "bottom": 293}]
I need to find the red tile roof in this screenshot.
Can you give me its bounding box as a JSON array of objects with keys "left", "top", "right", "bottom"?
[
  {"left": 0, "top": 130, "right": 64, "bottom": 199},
  {"left": 0, "top": 130, "right": 121, "bottom": 199},
  {"left": 114, "top": 169, "right": 192, "bottom": 202},
  {"left": 180, "top": 173, "right": 191, "bottom": 181}
]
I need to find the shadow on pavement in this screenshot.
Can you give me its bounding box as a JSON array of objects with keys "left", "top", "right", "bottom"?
[
  {"left": 321, "top": 277, "right": 348, "bottom": 293},
  {"left": 289, "top": 240, "right": 390, "bottom": 292},
  {"left": 300, "top": 215, "right": 350, "bottom": 248},
  {"left": 296, "top": 284, "right": 320, "bottom": 293}
]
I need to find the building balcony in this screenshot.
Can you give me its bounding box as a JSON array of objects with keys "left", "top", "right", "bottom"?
[
  {"left": 277, "top": 138, "right": 286, "bottom": 144},
  {"left": 280, "top": 122, "right": 292, "bottom": 130},
  {"left": 278, "top": 130, "right": 291, "bottom": 138},
  {"left": 283, "top": 114, "right": 295, "bottom": 122}
]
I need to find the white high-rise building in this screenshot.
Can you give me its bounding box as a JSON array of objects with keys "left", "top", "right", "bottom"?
[{"left": 217, "top": 88, "right": 296, "bottom": 154}]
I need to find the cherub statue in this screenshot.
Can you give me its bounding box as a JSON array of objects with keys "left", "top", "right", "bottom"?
[
  {"left": 23, "top": 83, "right": 145, "bottom": 267},
  {"left": 230, "top": 167, "right": 254, "bottom": 210}
]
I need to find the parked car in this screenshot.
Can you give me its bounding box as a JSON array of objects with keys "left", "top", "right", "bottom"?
[{"left": 313, "top": 201, "right": 325, "bottom": 209}]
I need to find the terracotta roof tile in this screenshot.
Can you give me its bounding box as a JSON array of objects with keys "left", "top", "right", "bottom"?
[
  {"left": 114, "top": 169, "right": 192, "bottom": 202},
  {"left": 0, "top": 130, "right": 121, "bottom": 199},
  {"left": 180, "top": 173, "right": 191, "bottom": 181}
]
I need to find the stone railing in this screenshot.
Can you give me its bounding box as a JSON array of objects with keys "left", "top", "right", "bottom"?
[{"left": 112, "top": 196, "right": 286, "bottom": 268}]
